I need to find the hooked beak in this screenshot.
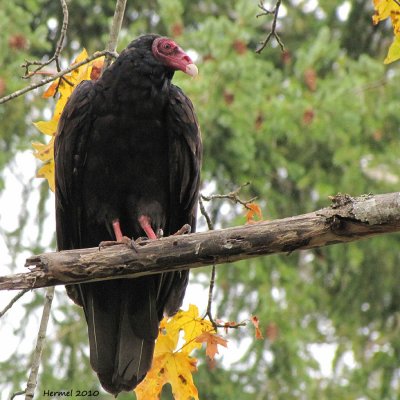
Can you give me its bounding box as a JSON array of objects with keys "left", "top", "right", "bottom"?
[
  {"left": 185, "top": 63, "right": 199, "bottom": 77},
  {"left": 168, "top": 46, "right": 198, "bottom": 77}
]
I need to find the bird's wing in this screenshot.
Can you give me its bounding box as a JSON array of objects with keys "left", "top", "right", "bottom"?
[
  {"left": 158, "top": 84, "right": 202, "bottom": 316},
  {"left": 54, "top": 80, "right": 152, "bottom": 392},
  {"left": 167, "top": 84, "right": 202, "bottom": 233},
  {"left": 54, "top": 80, "right": 96, "bottom": 252}
]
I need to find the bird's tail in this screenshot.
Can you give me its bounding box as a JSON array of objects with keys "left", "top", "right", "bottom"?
[{"left": 80, "top": 278, "right": 159, "bottom": 396}]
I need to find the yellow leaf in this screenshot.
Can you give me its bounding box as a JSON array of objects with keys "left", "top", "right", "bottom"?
[
  {"left": 168, "top": 304, "right": 215, "bottom": 353},
  {"left": 42, "top": 49, "right": 91, "bottom": 100},
  {"left": 74, "top": 48, "right": 89, "bottom": 63},
  {"left": 372, "top": 1, "right": 400, "bottom": 63},
  {"left": 53, "top": 91, "right": 72, "bottom": 121},
  {"left": 391, "top": 8, "right": 400, "bottom": 36},
  {"left": 155, "top": 323, "right": 180, "bottom": 356},
  {"left": 33, "top": 119, "right": 58, "bottom": 136},
  {"left": 33, "top": 48, "right": 100, "bottom": 191},
  {"left": 372, "top": 0, "right": 393, "bottom": 24},
  {"left": 135, "top": 332, "right": 198, "bottom": 400},
  {"left": 68, "top": 49, "right": 92, "bottom": 85},
  {"left": 135, "top": 305, "right": 214, "bottom": 399},
  {"left": 384, "top": 35, "right": 400, "bottom": 63},
  {"left": 37, "top": 160, "right": 55, "bottom": 192},
  {"left": 32, "top": 137, "right": 54, "bottom": 162}
]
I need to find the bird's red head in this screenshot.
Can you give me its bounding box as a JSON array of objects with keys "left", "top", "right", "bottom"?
[{"left": 152, "top": 37, "right": 198, "bottom": 77}]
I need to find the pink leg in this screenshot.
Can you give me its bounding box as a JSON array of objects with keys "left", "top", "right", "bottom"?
[
  {"left": 99, "top": 219, "right": 131, "bottom": 248},
  {"left": 138, "top": 215, "right": 157, "bottom": 239},
  {"left": 112, "top": 219, "right": 124, "bottom": 241}
]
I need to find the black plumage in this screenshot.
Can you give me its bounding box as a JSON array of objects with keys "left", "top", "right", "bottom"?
[{"left": 54, "top": 34, "right": 202, "bottom": 395}]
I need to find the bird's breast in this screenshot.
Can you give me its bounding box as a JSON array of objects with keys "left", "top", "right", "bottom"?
[{"left": 81, "top": 113, "right": 170, "bottom": 239}]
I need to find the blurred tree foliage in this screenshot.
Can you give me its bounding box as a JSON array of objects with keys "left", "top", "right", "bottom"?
[{"left": 1, "top": 0, "right": 400, "bottom": 399}]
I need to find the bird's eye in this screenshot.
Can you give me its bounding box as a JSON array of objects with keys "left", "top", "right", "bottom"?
[{"left": 161, "top": 41, "right": 175, "bottom": 53}]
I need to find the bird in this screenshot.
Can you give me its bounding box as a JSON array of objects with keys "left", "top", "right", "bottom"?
[{"left": 54, "top": 34, "right": 202, "bottom": 396}]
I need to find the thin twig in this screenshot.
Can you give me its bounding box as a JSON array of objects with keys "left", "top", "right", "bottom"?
[
  {"left": 393, "top": 0, "right": 400, "bottom": 7},
  {"left": 0, "top": 289, "right": 29, "bottom": 318},
  {"left": 24, "top": 287, "right": 55, "bottom": 400},
  {"left": 199, "top": 196, "right": 218, "bottom": 328},
  {"left": 0, "top": 50, "right": 118, "bottom": 105},
  {"left": 204, "top": 264, "right": 218, "bottom": 330},
  {"left": 256, "top": 0, "right": 285, "bottom": 54},
  {"left": 102, "top": 0, "right": 127, "bottom": 72},
  {"left": 55, "top": 0, "right": 69, "bottom": 72},
  {"left": 199, "top": 195, "right": 246, "bottom": 331},
  {"left": 199, "top": 196, "right": 214, "bottom": 230},
  {"left": 10, "top": 391, "right": 25, "bottom": 400},
  {"left": 200, "top": 188, "right": 257, "bottom": 330},
  {"left": 201, "top": 182, "right": 257, "bottom": 210},
  {"left": 200, "top": 183, "right": 257, "bottom": 322},
  {"left": 22, "top": 0, "right": 68, "bottom": 79}
]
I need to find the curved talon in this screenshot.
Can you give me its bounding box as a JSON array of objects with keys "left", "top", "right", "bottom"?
[
  {"left": 173, "top": 224, "right": 191, "bottom": 236},
  {"left": 99, "top": 236, "right": 133, "bottom": 250},
  {"left": 134, "top": 236, "right": 150, "bottom": 245}
]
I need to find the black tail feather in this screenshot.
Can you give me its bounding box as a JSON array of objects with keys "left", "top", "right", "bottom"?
[{"left": 80, "top": 278, "right": 160, "bottom": 396}]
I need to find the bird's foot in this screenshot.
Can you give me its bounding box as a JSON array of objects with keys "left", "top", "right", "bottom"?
[
  {"left": 133, "top": 236, "right": 150, "bottom": 245},
  {"left": 173, "top": 224, "right": 191, "bottom": 236},
  {"left": 99, "top": 219, "right": 136, "bottom": 250},
  {"left": 99, "top": 236, "right": 133, "bottom": 250}
]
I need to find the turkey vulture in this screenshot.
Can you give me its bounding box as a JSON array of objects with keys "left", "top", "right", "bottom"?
[{"left": 54, "top": 34, "right": 202, "bottom": 395}]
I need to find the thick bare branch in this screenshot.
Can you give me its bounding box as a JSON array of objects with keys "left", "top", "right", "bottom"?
[{"left": 0, "top": 193, "right": 399, "bottom": 291}]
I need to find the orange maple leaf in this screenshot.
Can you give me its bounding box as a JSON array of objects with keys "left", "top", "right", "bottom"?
[
  {"left": 251, "top": 315, "right": 264, "bottom": 340},
  {"left": 245, "top": 202, "right": 263, "bottom": 224},
  {"left": 216, "top": 319, "right": 241, "bottom": 334},
  {"left": 195, "top": 331, "right": 228, "bottom": 360}
]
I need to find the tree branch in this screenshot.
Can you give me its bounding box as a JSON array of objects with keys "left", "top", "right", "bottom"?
[
  {"left": 0, "top": 289, "right": 29, "bottom": 318},
  {"left": 10, "top": 390, "right": 25, "bottom": 400},
  {"left": 22, "top": 0, "right": 68, "bottom": 79},
  {"left": 199, "top": 188, "right": 252, "bottom": 329},
  {"left": 201, "top": 182, "right": 257, "bottom": 210},
  {"left": 0, "top": 193, "right": 399, "bottom": 291},
  {"left": 24, "top": 287, "right": 55, "bottom": 400},
  {"left": 198, "top": 196, "right": 218, "bottom": 327},
  {"left": 0, "top": 50, "right": 118, "bottom": 105},
  {"left": 256, "top": 0, "right": 285, "bottom": 54},
  {"left": 102, "top": 0, "right": 127, "bottom": 71}
]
